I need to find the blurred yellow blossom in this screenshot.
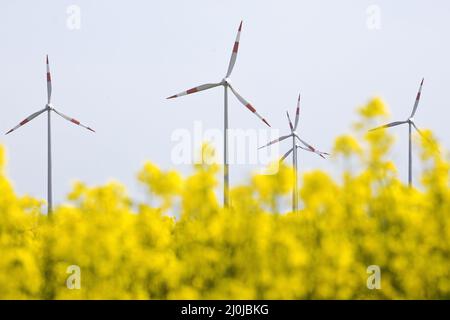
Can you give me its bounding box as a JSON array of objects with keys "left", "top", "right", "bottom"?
[{"left": 0, "top": 97, "right": 448, "bottom": 300}]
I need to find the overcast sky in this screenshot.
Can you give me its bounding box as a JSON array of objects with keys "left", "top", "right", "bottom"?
[{"left": 0, "top": 0, "right": 449, "bottom": 205}]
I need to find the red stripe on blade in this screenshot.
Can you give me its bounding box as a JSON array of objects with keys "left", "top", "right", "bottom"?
[
  {"left": 263, "top": 119, "right": 271, "bottom": 127},
  {"left": 245, "top": 103, "right": 256, "bottom": 113},
  {"left": 233, "top": 42, "right": 239, "bottom": 53},
  {"left": 47, "top": 73, "right": 51, "bottom": 81},
  {"left": 187, "top": 88, "right": 198, "bottom": 94},
  {"left": 20, "top": 119, "right": 29, "bottom": 126},
  {"left": 71, "top": 119, "right": 80, "bottom": 125}
]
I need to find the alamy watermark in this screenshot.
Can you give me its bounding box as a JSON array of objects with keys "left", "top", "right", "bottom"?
[
  {"left": 366, "top": 265, "right": 381, "bottom": 289},
  {"left": 66, "top": 5, "right": 81, "bottom": 30},
  {"left": 66, "top": 265, "right": 81, "bottom": 289},
  {"left": 171, "top": 121, "right": 282, "bottom": 175},
  {"left": 366, "top": 5, "right": 382, "bottom": 31}
]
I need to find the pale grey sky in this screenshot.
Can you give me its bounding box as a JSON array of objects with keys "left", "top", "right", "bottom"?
[{"left": 0, "top": 0, "right": 449, "bottom": 205}]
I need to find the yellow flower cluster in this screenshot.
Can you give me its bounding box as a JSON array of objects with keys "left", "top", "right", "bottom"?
[{"left": 0, "top": 98, "right": 449, "bottom": 299}]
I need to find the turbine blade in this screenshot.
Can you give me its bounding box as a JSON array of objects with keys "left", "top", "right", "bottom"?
[
  {"left": 279, "top": 148, "right": 294, "bottom": 163},
  {"left": 294, "top": 93, "right": 301, "bottom": 130},
  {"left": 258, "top": 134, "right": 292, "bottom": 149},
  {"left": 46, "top": 55, "right": 52, "bottom": 104},
  {"left": 166, "top": 83, "right": 221, "bottom": 99},
  {"left": 369, "top": 121, "right": 407, "bottom": 132},
  {"left": 295, "top": 136, "right": 315, "bottom": 151},
  {"left": 295, "top": 136, "right": 322, "bottom": 153},
  {"left": 296, "top": 144, "right": 329, "bottom": 159},
  {"left": 225, "top": 21, "right": 243, "bottom": 78},
  {"left": 410, "top": 78, "right": 424, "bottom": 118},
  {"left": 286, "top": 111, "right": 293, "bottom": 132},
  {"left": 411, "top": 121, "right": 432, "bottom": 144},
  {"left": 229, "top": 85, "right": 270, "bottom": 127},
  {"left": 52, "top": 109, "right": 95, "bottom": 132},
  {"left": 411, "top": 122, "right": 440, "bottom": 153},
  {"left": 5, "top": 108, "right": 47, "bottom": 135}
]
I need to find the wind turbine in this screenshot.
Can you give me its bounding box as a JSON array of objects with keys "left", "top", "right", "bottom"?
[
  {"left": 259, "top": 94, "right": 329, "bottom": 212},
  {"left": 5, "top": 55, "right": 95, "bottom": 215},
  {"left": 167, "top": 21, "right": 270, "bottom": 208},
  {"left": 369, "top": 78, "right": 428, "bottom": 187}
]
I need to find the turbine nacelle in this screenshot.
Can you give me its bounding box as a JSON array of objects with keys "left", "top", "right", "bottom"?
[{"left": 222, "top": 78, "right": 231, "bottom": 86}]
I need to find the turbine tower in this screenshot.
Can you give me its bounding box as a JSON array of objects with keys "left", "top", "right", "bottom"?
[
  {"left": 167, "top": 22, "right": 270, "bottom": 208},
  {"left": 5, "top": 56, "right": 95, "bottom": 215}
]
